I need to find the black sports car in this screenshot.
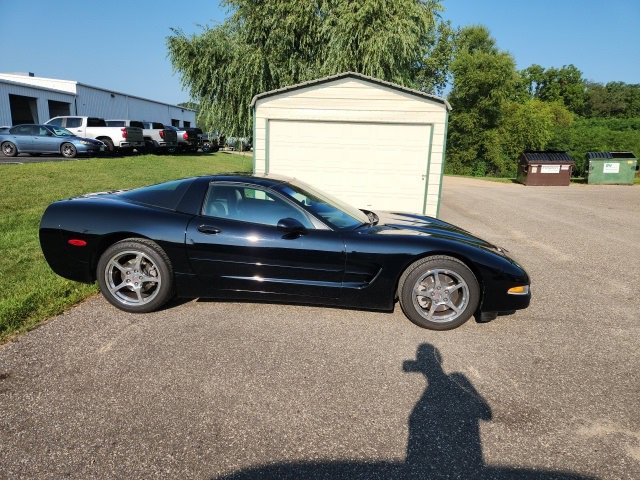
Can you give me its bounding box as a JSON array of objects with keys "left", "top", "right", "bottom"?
[{"left": 39, "top": 174, "right": 530, "bottom": 330}]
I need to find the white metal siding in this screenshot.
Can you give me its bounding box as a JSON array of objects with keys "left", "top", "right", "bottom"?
[
  {"left": 0, "top": 74, "right": 196, "bottom": 127},
  {"left": 254, "top": 77, "right": 447, "bottom": 216},
  {"left": 0, "top": 80, "right": 75, "bottom": 126}
]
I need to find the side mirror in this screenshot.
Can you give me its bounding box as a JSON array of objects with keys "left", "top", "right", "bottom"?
[{"left": 277, "top": 217, "right": 306, "bottom": 235}]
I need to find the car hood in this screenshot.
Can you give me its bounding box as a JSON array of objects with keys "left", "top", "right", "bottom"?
[
  {"left": 364, "top": 211, "right": 503, "bottom": 251},
  {"left": 75, "top": 136, "right": 104, "bottom": 145}
]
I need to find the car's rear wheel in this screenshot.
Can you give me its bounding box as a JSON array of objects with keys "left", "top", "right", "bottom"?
[
  {"left": 61, "top": 142, "right": 77, "bottom": 158},
  {"left": 1, "top": 141, "right": 17, "bottom": 157},
  {"left": 99, "top": 137, "right": 114, "bottom": 154},
  {"left": 398, "top": 255, "right": 480, "bottom": 330},
  {"left": 97, "top": 239, "right": 174, "bottom": 313}
]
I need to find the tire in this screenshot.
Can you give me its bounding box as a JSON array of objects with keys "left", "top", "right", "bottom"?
[
  {"left": 61, "top": 142, "right": 77, "bottom": 158},
  {"left": 143, "top": 139, "right": 156, "bottom": 154},
  {"left": 398, "top": 255, "right": 480, "bottom": 330},
  {"left": 1, "top": 141, "right": 17, "bottom": 157},
  {"left": 201, "top": 142, "right": 211, "bottom": 153},
  {"left": 96, "top": 239, "right": 174, "bottom": 313},
  {"left": 99, "top": 137, "right": 114, "bottom": 153}
]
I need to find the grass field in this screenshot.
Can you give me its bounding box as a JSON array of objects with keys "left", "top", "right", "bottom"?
[{"left": 0, "top": 153, "right": 251, "bottom": 341}]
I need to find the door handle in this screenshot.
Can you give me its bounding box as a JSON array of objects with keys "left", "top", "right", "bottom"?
[{"left": 197, "top": 224, "right": 221, "bottom": 235}]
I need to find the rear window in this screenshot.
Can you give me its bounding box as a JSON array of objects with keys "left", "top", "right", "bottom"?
[
  {"left": 106, "top": 120, "right": 125, "bottom": 127},
  {"left": 118, "top": 179, "right": 193, "bottom": 210},
  {"left": 152, "top": 122, "right": 164, "bottom": 129},
  {"left": 130, "top": 121, "right": 144, "bottom": 128}
]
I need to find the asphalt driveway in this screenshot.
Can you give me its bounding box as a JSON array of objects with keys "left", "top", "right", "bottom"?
[{"left": 1, "top": 177, "right": 638, "bottom": 479}]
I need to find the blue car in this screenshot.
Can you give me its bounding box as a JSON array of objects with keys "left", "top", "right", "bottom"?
[{"left": 0, "top": 124, "right": 105, "bottom": 158}]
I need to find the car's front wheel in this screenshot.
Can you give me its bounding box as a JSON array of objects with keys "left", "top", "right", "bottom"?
[
  {"left": 61, "top": 142, "right": 77, "bottom": 158},
  {"left": 398, "top": 255, "right": 480, "bottom": 330},
  {"left": 1, "top": 141, "right": 18, "bottom": 157},
  {"left": 97, "top": 239, "right": 174, "bottom": 313}
]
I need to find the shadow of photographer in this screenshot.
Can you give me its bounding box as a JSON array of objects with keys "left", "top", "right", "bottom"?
[{"left": 214, "top": 343, "right": 594, "bottom": 480}]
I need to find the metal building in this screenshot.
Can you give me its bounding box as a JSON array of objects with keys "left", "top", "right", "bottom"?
[
  {"left": 252, "top": 72, "right": 450, "bottom": 217},
  {"left": 0, "top": 72, "right": 195, "bottom": 128}
]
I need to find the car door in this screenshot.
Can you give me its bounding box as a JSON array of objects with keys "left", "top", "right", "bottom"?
[
  {"left": 8, "top": 125, "right": 35, "bottom": 152},
  {"left": 33, "top": 126, "right": 60, "bottom": 153},
  {"left": 185, "top": 182, "right": 346, "bottom": 299}
]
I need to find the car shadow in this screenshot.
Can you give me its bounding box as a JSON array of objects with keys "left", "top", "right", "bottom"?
[{"left": 211, "top": 343, "right": 594, "bottom": 480}]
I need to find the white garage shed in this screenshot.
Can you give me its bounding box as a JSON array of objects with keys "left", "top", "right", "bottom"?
[{"left": 251, "top": 72, "right": 451, "bottom": 217}]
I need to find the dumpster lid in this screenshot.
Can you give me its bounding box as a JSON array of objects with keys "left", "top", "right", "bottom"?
[
  {"left": 520, "top": 151, "right": 575, "bottom": 164},
  {"left": 586, "top": 151, "right": 637, "bottom": 160}
]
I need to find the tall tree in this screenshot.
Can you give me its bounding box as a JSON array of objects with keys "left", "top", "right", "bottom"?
[
  {"left": 521, "top": 64, "right": 586, "bottom": 114},
  {"left": 167, "top": 0, "right": 453, "bottom": 135},
  {"left": 446, "top": 26, "right": 523, "bottom": 175}
]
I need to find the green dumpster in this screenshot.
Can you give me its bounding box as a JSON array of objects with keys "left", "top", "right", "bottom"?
[{"left": 586, "top": 152, "right": 638, "bottom": 185}]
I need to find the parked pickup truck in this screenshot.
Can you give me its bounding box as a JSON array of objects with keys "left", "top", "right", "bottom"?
[
  {"left": 165, "top": 125, "right": 203, "bottom": 153},
  {"left": 140, "top": 122, "right": 178, "bottom": 153},
  {"left": 46, "top": 116, "right": 144, "bottom": 154}
]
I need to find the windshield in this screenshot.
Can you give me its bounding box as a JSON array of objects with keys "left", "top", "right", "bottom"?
[
  {"left": 50, "top": 127, "right": 74, "bottom": 136},
  {"left": 275, "top": 179, "right": 370, "bottom": 230}
]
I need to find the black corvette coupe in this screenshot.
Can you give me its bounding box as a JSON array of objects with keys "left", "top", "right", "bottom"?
[{"left": 39, "top": 174, "right": 530, "bottom": 330}]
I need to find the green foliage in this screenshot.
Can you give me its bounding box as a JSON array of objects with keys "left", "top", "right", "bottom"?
[
  {"left": 446, "top": 26, "right": 526, "bottom": 176},
  {"left": 584, "top": 81, "right": 640, "bottom": 118},
  {"left": 496, "top": 100, "right": 573, "bottom": 174},
  {"left": 549, "top": 117, "right": 640, "bottom": 175},
  {"left": 167, "top": 0, "right": 453, "bottom": 135},
  {"left": 521, "top": 64, "right": 586, "bottom": 114},
  {"left": 0, "top": 154, "right": 251, "bottom": 341}
]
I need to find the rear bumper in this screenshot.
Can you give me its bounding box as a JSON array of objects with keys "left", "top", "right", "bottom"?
[{"left": 118, "top": 141, "right": 144, "bottom": 148}]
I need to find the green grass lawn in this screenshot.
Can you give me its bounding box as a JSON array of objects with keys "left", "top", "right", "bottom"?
[{"left": 0, "top": 153, "right": 251, "bottom": 341}]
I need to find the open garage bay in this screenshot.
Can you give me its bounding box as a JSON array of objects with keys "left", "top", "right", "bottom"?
[{"left": 0, "top": 177, "right": 638, "bottom": 479}]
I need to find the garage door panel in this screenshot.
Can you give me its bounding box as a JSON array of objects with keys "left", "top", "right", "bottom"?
[{"left": 268, "top": 120, "right": 430, "bottom": 213}]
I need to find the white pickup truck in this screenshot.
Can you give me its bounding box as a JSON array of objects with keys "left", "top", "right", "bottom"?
[
  {"left": 45, "top": 116, "right": 144, "bottom": 154},
  {"left": 142, "top": 122, "right": 178, "bottom": 153}
]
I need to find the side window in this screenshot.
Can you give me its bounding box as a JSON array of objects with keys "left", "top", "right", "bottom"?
[
  {"left": 66, "top": 118, "right": 82, "bottom": 128},
  {"left": 202, "top": 184, "right": 313, "bottom": 228},
  {"left": 38, "top": 126, "right": 50, "bottom": 136},
  {"left": 47, "top": 117, "right": 63, "bottom": 127},
  {"left": 87, "top": 117, "right": 106, "bottom": 127},
  {"left": 11, "top": 125, "right": 32, "bottom": 135}
]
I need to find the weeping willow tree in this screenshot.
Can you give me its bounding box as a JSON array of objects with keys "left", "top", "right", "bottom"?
[{"left": 167, "top": 0, "right": 453, "bottom": 136}]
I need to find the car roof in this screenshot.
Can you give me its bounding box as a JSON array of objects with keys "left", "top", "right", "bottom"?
[{"left": 211, "top": 173, "right": 293, "bottom": 187}]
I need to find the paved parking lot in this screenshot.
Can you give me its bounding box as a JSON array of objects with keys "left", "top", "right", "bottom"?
[{"left": 1, "top": 177, "right": 638, "bottom": 479}]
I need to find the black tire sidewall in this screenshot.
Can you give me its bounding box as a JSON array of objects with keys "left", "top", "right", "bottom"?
[
  {"left": 399, "top": 256, "right": 480, "bottom": 330},
  {"left": 100, "top": 138, "right": 114, "bottom": 152},
  {"left": 97, "top": 239, "right": 174, "bottom": 313}
]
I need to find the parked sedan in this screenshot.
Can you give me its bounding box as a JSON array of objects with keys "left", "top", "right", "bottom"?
[
  {"left": 39, "top": 174, "right": 531, "bottom": 330},
  {"left": 0, "top": 124, "right": 105, "bottom": 158}
]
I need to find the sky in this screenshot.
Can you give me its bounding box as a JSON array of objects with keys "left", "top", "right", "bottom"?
[{"left": 1, "top": 0, "right": 638, "bottom": 105}]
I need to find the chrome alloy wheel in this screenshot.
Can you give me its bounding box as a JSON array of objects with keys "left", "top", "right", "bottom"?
[
  {"left": 104, "top": 250, "right": 162, "bottom": 306},
  {"left": 412, "top": 268, "right": 470, "bottom": 323}
]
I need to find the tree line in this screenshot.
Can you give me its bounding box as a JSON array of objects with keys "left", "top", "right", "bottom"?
[{"left": 167, "top": 0, "right": 639, "bottom": 177}]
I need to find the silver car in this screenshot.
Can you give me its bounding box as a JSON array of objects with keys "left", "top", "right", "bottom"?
[{"left": 0, "top": 124, "right": 105, "bottom": 158}]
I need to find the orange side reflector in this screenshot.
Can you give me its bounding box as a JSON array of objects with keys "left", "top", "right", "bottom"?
[
  {"left": 68, "top": 239, "right": 87, "bottom": 247},
  {"left": 507, "top": 285, "right": 529, "bottom": 295}
]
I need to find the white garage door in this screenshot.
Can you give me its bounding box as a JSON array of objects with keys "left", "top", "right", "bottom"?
[{"left": 267, "top": 120, "right": 431, "bottom": 214}]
